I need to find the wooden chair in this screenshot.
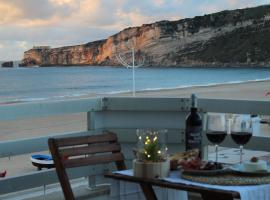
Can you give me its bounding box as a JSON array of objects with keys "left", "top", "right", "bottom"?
[{"left": 48, "top": 132, "right": 126, "bottom": 200}]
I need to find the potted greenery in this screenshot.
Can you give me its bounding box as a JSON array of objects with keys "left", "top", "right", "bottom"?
[{"left": 133, "top": 129, "right": 169, "bottom": 179}]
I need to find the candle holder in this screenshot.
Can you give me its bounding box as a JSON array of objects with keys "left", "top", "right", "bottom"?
[{"left": 133, "top": 129, "right": 169, "bottom": 178}]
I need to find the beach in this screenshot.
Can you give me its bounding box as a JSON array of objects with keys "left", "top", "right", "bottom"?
[
  {"left": 115, "top": 79, "right": 270, "bottom": 100},
  {"left": 0, "top": 80, "right": 270, "bottom": 177}
]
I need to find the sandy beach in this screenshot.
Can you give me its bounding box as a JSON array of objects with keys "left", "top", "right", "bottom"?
[{"left": 0, "top": 80, "right": 270, "bottom": 177}]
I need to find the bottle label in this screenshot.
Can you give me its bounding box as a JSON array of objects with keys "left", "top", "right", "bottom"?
[{"left": 186, "top": 126, "right": 202, "bottom": 151}]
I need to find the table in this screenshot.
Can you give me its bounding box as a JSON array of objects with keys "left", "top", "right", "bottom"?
[{"left": 105, "top": 170, "right": 240, "bottom": 200}]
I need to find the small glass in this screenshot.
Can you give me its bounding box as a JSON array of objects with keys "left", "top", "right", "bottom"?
[{"left": 206, "top": 113, "right": 227, "bottom": 163}]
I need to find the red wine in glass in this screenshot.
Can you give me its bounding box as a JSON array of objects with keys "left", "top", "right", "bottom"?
[
  {"left": 206, "top": 131, "right": 227, "bottom": 144},
  {"left": 206, "top": 113, "right": 227, "bottom": 163},
  {"left": 231, "top": 132, "right": 252, "bottom": 145},
  {"left": 230, "top": 115, "right": 253, "bottom": 164},
  {"left": 231, "top": 131, "right": 252, "bottom": 163}
]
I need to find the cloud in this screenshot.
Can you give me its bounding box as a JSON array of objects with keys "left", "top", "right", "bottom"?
[
  {"left": 153, "top": 0, "right": 165, "bottom": 7},
  {"left": 198, "top": 0, "right": 267, "bottom": 15},
  {"left": 0, "top": 0, "right": 268, "bottom": 60},
  {"left": 199, "top": 4, "right": 221, "bottom": 14},
  {"left": 17, "top": 41, "right": 28, "bottom": 50},
  {"left": 227, "top": 0, "right": 239, "bottom": 7},
  {"left": 0, "top": 0, "right": 77, "bottom": 26},
  {"left": 69, "top": 0, "right": 119, "bottom": 27},
  {"left": 0, "top": 2, "right": 21, "bottom": 24}
]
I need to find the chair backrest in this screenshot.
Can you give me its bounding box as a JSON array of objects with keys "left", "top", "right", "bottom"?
[{"left": 48, "top": 132, "right": 126, "bottom": 200}]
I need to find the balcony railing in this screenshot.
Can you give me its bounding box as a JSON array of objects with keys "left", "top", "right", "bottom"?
[{"left": 0, "top": 97, "right": 269, "bottom": 196}]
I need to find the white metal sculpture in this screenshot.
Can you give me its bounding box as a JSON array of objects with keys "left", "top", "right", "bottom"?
[{"left": 115, "top": 42, "right": 144, "bottom": 97}]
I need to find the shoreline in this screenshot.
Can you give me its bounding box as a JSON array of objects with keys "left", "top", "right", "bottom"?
[
  {"left": 1, "top": 78, "right": 270, "bottom": 105},
  {"left": 16, "top": 64, "right": 270, "bottom": 68},
  {"left": 111, "top": 78, "right": 270, "bottom": 95},
  {"left": 109, "top": 79, "right": 270, "bottom": 100}
]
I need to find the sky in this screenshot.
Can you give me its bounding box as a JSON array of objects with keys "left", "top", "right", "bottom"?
[{"left": 0, "top": 0, "right": 269, "bottom": 60}]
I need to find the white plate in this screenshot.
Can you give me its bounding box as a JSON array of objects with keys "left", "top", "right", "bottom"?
[{"left": 230, "top": 164, "right": 270, "bottom": 175}]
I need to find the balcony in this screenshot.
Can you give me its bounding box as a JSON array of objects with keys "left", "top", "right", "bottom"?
[{"left": 0, "top": 97, "right": 269, "bottom": 199}]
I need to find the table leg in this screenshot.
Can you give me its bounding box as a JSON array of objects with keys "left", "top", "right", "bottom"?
[
  {"left": 140, "top": 183, "right": 157, "bottom": 200},
  {"left": 201, "top": 192, "right": 234, "bottom": 200}
]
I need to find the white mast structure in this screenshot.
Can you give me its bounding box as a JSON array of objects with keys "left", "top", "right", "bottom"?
[{"left": 115, "top": 42, "right": 144, "bottom": 97}]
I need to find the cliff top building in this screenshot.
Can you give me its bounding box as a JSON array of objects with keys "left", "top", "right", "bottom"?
[{"left": 32, "top": 46, "right": 51, "bottom": 50}]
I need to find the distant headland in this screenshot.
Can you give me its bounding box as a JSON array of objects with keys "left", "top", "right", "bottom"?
[{"left": 21, "top": 4, "right": 270, "bottom": 67}]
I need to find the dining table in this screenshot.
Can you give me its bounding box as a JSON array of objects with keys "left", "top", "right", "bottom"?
[{"left": 105, "top": 169, "right": 270, "bottom": 200}]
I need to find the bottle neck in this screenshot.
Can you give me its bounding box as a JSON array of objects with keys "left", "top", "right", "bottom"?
[
  {"left": 190, "top": 107, "right": 197, "bottom": 113},
  {"left": 191, "top": 94, "right": 198, "bottom": 108}
]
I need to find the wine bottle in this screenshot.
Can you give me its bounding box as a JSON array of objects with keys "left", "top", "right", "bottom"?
[{"left": 185, "top": 94, "right": 202, "bottom": 157}]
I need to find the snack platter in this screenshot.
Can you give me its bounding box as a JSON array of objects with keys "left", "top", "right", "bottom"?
[
  {"left": 169, "top": 150, "right": 270, "bottom": 185},
  {"left": 170, "top": 150, "right": 270, "bottom": 177}
]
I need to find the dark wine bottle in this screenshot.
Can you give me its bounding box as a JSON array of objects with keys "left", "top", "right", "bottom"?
[{"left": 185, "top": 94, "right": 202, "bottom": 157}]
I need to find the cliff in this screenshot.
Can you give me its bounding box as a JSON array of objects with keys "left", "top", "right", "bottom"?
[
  {"left": 1, "top": 61, "right": 13, "bottom": 68},
  {"left": 21, "top": 5, "right": 270, "bottom": 67}
]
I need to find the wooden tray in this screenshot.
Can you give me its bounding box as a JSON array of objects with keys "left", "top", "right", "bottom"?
[
  {"left": 182, "top": 168, "right": 229, "bottom": 176},
  {"left": 181, "top": 169, "right": 270, "bottom": 185}
]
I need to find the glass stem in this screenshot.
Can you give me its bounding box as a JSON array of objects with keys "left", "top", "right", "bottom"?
[
  {"left": 240, "top": 145, "right": 243, "bottom": 164},
  {"left": 215, "top": 144, "right": 218, "bottom": 163}
]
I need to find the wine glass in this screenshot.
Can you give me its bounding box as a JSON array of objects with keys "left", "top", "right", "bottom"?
[
  {"left": 206, "top": 113, "right": 227, "bottom": 163},
  {"left": 230, "top": 114, "right": 253, "bottom": 164}
]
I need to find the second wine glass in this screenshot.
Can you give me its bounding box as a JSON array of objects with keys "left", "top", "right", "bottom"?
[
  {"left": 230, "top": 115, "right": 253, "bottom": 164},
  {"left": 206, "top": 113, "right": 227, "bottom": 163}
]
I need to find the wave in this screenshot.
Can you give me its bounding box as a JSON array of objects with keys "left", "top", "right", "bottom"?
[
  {"left": 19, "top": 97, "right": 49, "bottom": 101},
  {"left": 135, "top": 77, "right": 270, "bottom": 93},
  {"left": 55, "top": 93, "right": 88, "bottom": 98},
  {"left": 1, "top": 77, "right": 270, "bottom": 104},
  {"left": 0, "top": 97, "right": 50, "bottom": 104},
  {"left": 0, "top": 93, "right": 90, "bottom": 104},
  {"left": 100, "top": 90, "right": 131, "bottom": 95}
]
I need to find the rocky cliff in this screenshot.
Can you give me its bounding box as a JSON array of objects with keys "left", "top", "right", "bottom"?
[{"left": 21, "top": 5, "right": 270, "bottom": 67}]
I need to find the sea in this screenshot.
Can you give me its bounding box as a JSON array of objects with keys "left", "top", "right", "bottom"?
[{"left": 0, "top": 66, "right": 270, "bottom": 104}]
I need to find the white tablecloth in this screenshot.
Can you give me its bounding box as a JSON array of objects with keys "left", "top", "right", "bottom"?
[
  {"left": 110, "top": 170, "right": 188, "bottom": 200},
  {"left": 113, "top": 169, "right": 270, "bottom": 200}
]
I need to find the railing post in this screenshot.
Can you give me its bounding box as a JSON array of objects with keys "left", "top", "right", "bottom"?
[
  {"left": 87, "top": 111, "right": 96, "bottom": 189},
  {"left": 43, "top": 185, "right": 46, "bottom": 200}
]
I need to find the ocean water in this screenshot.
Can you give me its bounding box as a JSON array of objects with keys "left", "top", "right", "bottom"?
[{"left": 0, "top": 66, "right": 270, "bottom": 103}]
